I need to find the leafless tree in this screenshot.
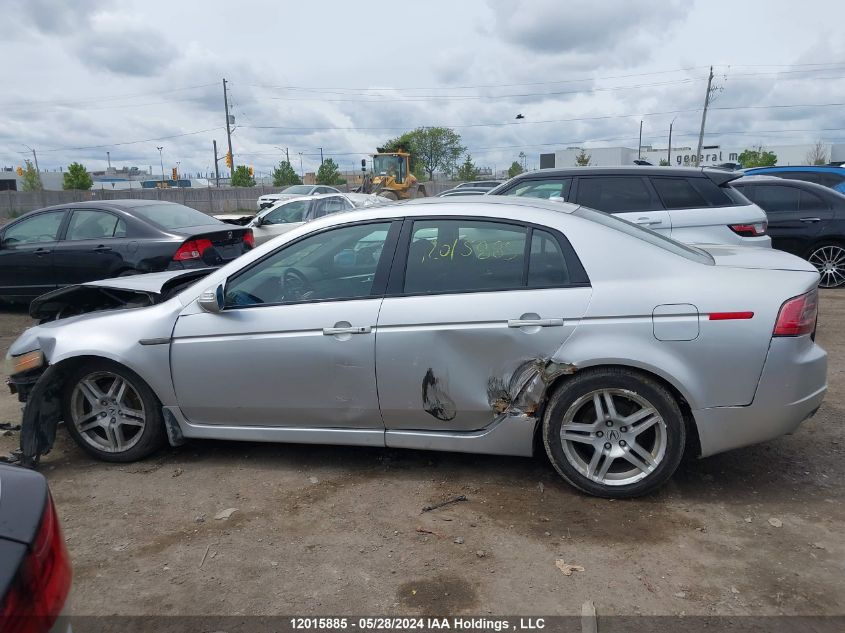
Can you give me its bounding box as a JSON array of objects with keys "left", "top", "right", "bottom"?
[{"left": 806, "top": 141, "right": 828, "bottom": 166}]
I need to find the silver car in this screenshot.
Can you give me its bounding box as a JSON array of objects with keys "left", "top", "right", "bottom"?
[{"left": 6, "top": 197, "right": 827, "bottom": 498}]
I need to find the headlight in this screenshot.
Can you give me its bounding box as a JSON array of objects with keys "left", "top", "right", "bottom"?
[{"left": 5, "top": 350, "right": 45, "bottom": 376}]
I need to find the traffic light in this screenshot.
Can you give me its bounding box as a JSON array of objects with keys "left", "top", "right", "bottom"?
[
  {"left": 15, "top": 166, "right": 23, "bottom": 176},
  {"left": 171, "top": 167, "right": 178, "bottom": 180},
  {"left": 248, "top": 166, "right": 254, "bottom": 178},
  {"left": 225, "top": 152, "right": 233, "bottom": 169}
]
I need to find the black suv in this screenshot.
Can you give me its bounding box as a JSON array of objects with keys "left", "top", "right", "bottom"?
[
  {"left": 487, "top": 166, "right": 770, "bottom": 247},
  {"left": 732, "top": 176, "right": 845, "bottom": 288}
]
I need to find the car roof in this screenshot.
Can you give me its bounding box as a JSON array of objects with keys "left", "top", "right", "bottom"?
[
  {"left": 734, "top": 175, "right": 845, "bottom": 197},
  {"left": 13, "top": 199, "right": 184, "bottom": 216},
  {"left": 506, "top": 165, "right": 739, "bottom": 182},
  {"left": 743, "top": 165, "right": 845, "bottom": 173}
]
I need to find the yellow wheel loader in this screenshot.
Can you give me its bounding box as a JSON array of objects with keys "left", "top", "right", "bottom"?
[{"left": 360, "top": 151, "right": 427, "bottom": 200}]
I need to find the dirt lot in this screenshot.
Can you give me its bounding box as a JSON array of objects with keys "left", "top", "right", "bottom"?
[{"left": 0, "top": 294, "right": 843, "bottom": 619}]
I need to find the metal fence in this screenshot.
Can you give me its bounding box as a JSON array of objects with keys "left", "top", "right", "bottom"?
[{"left": 1, "top": 180, "right": 459, "bottom": 221}]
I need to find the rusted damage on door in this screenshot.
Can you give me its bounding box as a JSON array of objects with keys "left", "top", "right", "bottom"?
[{"left": 488, "top": 358, "right": 577, "bottom": 416}]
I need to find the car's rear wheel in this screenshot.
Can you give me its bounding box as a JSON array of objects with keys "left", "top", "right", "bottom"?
[
  {"left": 542, "top": 368, "right": 685, "bottom": 498},
  {"left": 807, "top": 243, "right": 845, "bottom": 288},
  {"left": 62, "top": 360, "right": 165, "bottom": 462}
]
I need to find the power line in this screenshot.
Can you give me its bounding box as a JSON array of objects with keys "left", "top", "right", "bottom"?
[
  {"left": 36, "top": 127, "right": 224, "bottom": 153},
  {"left": 0, "top": 82, "right": 218, "bottom": 109}
]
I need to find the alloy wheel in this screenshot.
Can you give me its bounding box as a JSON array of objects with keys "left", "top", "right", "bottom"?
[
  {"left": 808, "top": 245, "right": 845, "bottom": 288},
  {"left": 70, "top": 371, "right": 146, "bottom": 453},
  {"left": 559, "top": 388, "right": 667, "bottom": 486}
]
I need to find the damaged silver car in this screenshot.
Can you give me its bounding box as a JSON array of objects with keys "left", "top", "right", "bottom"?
[{"left": 6, "top": 197, "right": 828, "bottom": 498}]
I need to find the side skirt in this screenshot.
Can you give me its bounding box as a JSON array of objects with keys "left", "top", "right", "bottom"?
[{"left": 164, "top": 406, "right": 537, "bottom": 457}]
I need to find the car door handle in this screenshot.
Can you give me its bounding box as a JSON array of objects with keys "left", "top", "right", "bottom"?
[
  {"left": 33, "top": 247, "right": 51, "bottom": 256},
  {"left": 508, "top": 318, "right": 564, "bottom": 328},
  {"left": 800, "top": 217, "right": 821, "bottom": 223},
  {"left": 322, "top": 326, "right": 372, "bottom": 335},
  {"left": 635, "top": 217, "right": 662, "bottom": 226},
  {"left": 93, "top": 245, "right": 112, "bottom": 252}
]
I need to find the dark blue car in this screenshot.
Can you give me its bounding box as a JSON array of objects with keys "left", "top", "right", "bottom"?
[{"left": 742, "top": 165, "right": 845, "bottom": 193}]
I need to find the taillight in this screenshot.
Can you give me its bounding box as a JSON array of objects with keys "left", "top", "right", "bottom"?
[
  {"left": 773, "top": 289, "right": 818, "bottom": 337},
  {"left": 243, "top": 230, "right": 254, "bottom": 249},
  {"left": 172, "top": 238, "right": 213, "bottom": 261},
  {"left": 0, "top": 494, "right": 72, "bottom": 633},
  {"left": 729, "top": 221, "right": 768, "bottom": 237}
]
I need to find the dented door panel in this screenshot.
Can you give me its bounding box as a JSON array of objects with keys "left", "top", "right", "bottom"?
[{"left": 375, "top": 288, "right": 592, "bottom": 432}]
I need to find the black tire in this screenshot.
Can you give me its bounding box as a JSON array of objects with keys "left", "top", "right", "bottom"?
[
  {"left": 805, "top": 242, "right": 845, "bottom": 288},
  {"left": 62, "top": 359, "right": 165, "bottom": 462},
  {"left": 542, "top": 367, "right": 685, "bottom": 498}
]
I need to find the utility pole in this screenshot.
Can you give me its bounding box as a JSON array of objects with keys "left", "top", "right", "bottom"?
[
  {"left": 319, "top": 147, "right": 324, "bottom": 165},
  {"left": 223, "top": 78, "right": 235, "bottom": 174},
  {"left": 298, "top": 152, "right": 304, "bottom": 178},
  {"left": 638, "top": 121, "right": 643, "bottom": 159},
  {"left": 213, "top": 140, "right": 220, "bottom": 187},
  {"left": 695, "top": 66, "right": 715, "bottom": 166},
  {"left": 286, "top": 147, "right": 290, "bottom": 163},
  {"left": 106, "top": 151, "right": 111, "bottom": 169},
  {"left": 667, "top": 118, "right": 675, "bottom": 166},
  {"left": 156, "top": 146, "right": 165, "bottom": 186}
]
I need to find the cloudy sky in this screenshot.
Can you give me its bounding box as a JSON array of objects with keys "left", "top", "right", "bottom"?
[{"left": 2, "top": 0, "right": 844, "bottom": 178}]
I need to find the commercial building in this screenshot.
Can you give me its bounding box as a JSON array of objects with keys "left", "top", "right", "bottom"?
[{"left": 540, "top": 142, "right": 845, "bottom": 169}]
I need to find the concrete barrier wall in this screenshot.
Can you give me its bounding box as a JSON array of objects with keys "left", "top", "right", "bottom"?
[{"left": 1, "top": 180, "right": 460, "bottom": 221}]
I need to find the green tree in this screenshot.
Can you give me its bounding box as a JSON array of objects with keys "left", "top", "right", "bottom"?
[
  {"left": 272, "top": 160, "right": 302, "bottom": 187},
  {"left": 62, "top": 162, "right": 93, "bottom": 190},
  {"left": 456, "top": 154, "right": 479, "bottom": 182},
  {"left": 316, "top": 158, "right": 343, "bottom": 185},
  {"left": 574, "top": 149, "right": 591, "bottom": 166},
  {"left": 230, "top": 165, "right": 255, "bottom": 187},
  {"left": 507, "top": 161, "right": 524, "bottom": 178},
  {"left": 20, "top": 160, "right": 42, "bottom": 192},
  {"left": 380, "top": 127, "right": 465, "bottom": 180},
  {"left": 738, "top": 146, "right": 777, "bottom": 168},
  {"left": 659, "top": 159, "right": 671, "bottom": 166}
]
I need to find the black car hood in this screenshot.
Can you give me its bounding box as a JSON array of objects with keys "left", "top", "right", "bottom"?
[{"left": 30, "top": 269, "right": 215, "bottom": 322}]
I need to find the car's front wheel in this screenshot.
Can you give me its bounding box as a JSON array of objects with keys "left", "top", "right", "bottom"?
[
  {"left": 542, "top": 367, "right": 685, "bottom": 498},
  {"left": 62, "top": 360, "right": 165, "bottom": 462}
]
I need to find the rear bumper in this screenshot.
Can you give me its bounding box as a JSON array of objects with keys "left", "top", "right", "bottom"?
[{"left": 693, "top": 336, "right": 827, "bottom": 457}]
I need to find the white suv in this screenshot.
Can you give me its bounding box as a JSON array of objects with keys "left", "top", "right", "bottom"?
[{"left": 488, "top": 166, "right": 770, "bottom": 247}]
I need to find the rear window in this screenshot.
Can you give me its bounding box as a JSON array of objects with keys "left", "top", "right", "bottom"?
[
  {"left": 131, "top": 203, "right": 218, "bottom": 229},
  {"left": 573, "top": 206, "right": 713, "bottom": 265},
  {"left": 775, "top": 171, "right": 845, "bottom": 188},
  {"left": 688, "top": 178, "right": 749, "bottom": 206},
  {"left": 651, "top": 177, "right": 708, "bottom": 209}
]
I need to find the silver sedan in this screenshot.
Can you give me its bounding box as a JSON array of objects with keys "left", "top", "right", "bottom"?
[{"left": 6, "top": 197, "right": 827, "bottom": 498}]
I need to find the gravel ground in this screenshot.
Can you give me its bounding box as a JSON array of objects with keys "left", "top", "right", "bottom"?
[{"left": 0, "top": 293, "right": 842, "bottom": 618}]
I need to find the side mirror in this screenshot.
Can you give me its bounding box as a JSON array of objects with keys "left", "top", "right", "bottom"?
[
  {"left": 253, "top": 216, "right": 262, "bottom": 227},
  {"left": 198, "top": 284, "right": 224, "bottom": 313}
]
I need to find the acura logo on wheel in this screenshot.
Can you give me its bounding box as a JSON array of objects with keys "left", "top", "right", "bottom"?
[{"left": 608, "top": 429, "right": 620, "bottom": 441}]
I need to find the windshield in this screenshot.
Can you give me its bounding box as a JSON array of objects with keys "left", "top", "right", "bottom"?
[
  {"left": 131, "top": 203, "right": 218, "bottom": 229},
  {"left": 281, "top": 185, "right": 313, "bottom": 195},
  {"left": 373, "top": 155, "right": 405, "bottom": 183},
  {"left": 574, "top": 206, "right": 714, "bottom": 265}
]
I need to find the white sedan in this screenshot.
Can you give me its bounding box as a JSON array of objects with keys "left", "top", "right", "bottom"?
[
  {"left": 256, "top": 185, "right": 341, "bottom": 210},
  {"left": 249, "top": 193, "right": 386, "bottom": 245}
]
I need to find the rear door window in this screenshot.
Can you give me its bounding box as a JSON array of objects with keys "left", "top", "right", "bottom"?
[
  {"left": 66, "top": 209, "right": 126, "bottom": 240},
  {"left": 575, "top": 177, "right": 657, "bottom": 212},
  {"left": 751, "top": 185, "right": 802, "bottom": 214},
  {"left": 528, "top": 229, "right": 570, "bottom": 287},
  {"left": 777, "top": 171, "right": 845, "bottom": 188},
  {"left": 651, "top": 177, "right": 708, "bottom": 209}
]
